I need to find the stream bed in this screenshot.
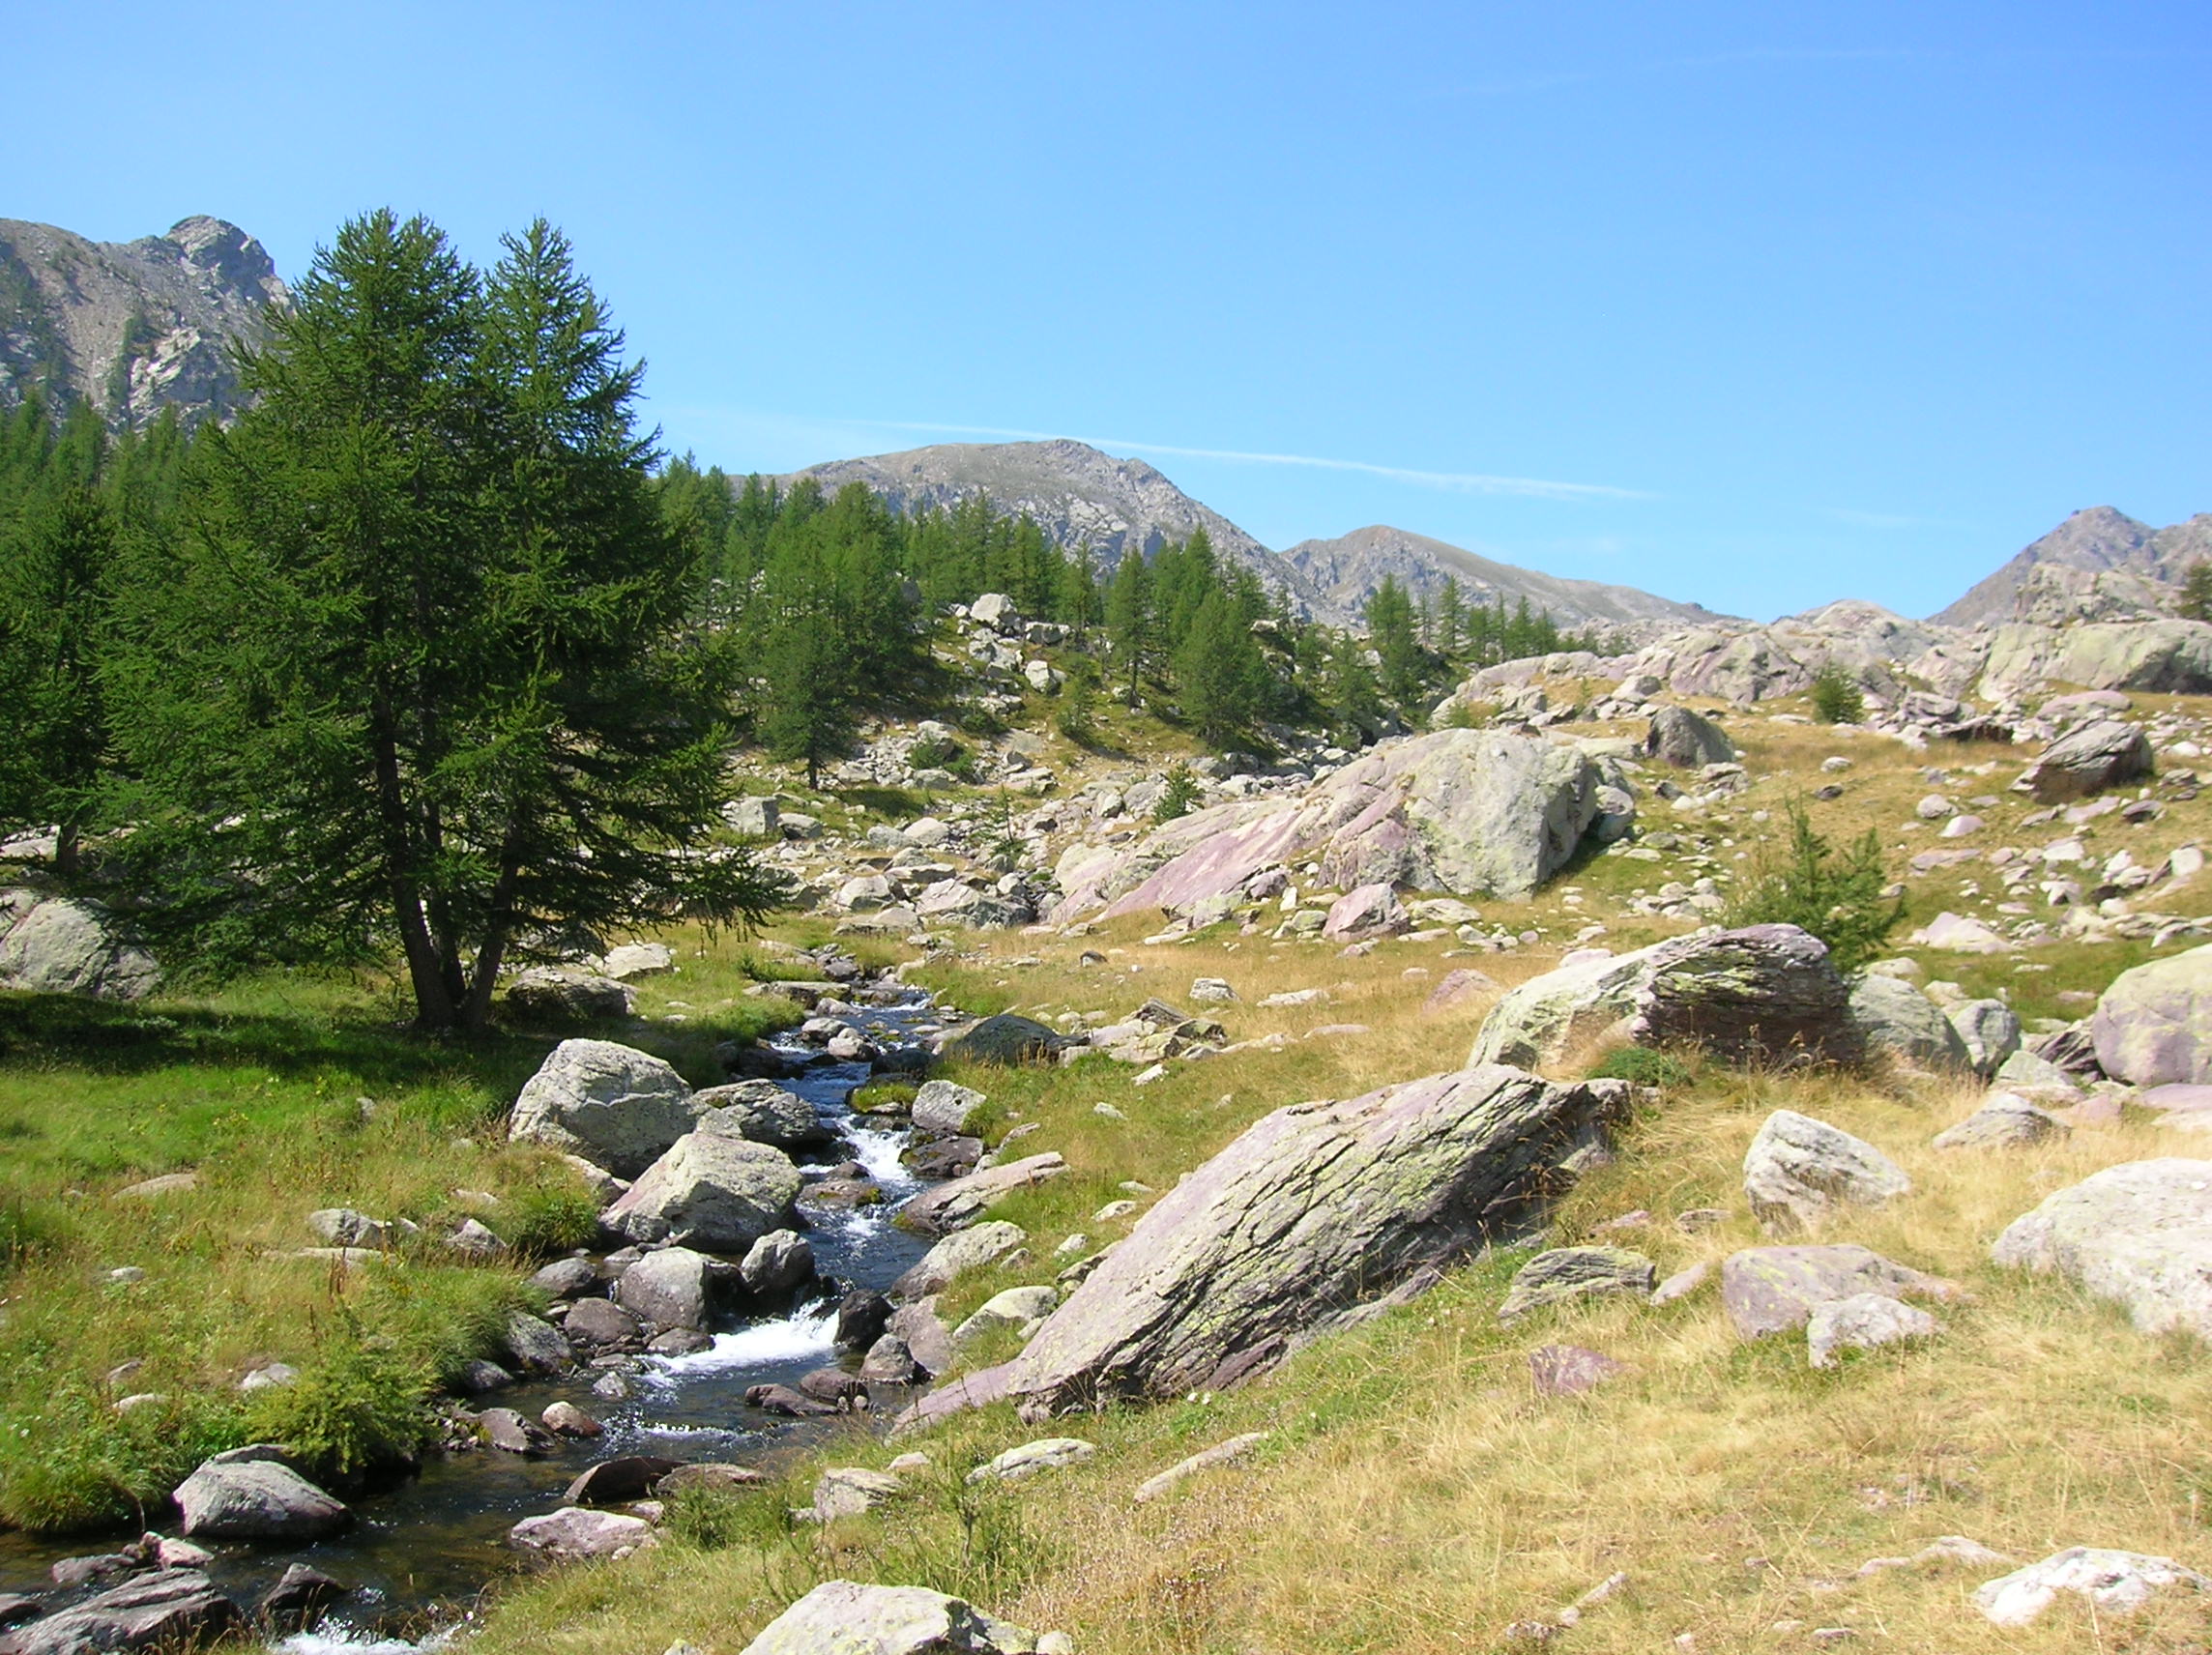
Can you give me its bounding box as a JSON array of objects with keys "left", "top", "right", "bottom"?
[{"left": 0, "top": 988, "right": 954, "bottom": 1649}]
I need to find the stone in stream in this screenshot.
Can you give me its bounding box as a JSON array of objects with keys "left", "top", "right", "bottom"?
[
  {"left": 508, "top": 1039, "right": 698, "bottom": 1177},
  {"left": 892, "top": 1222, "right": 1029, "bottom": 1299},
  {"left": 562, "top": 1296, "right": 641, "bottom": 1347},
  {"left": 1741, "top": 1110, "right": 1910, "bottom": 1232},
  {"left": 860, "top": 1334, "right": 926, "bottom": 1384},
  {"left": 0, "top": 1596, "right": 38, "bottom": 1630},
  {"left": 737, "top": 1580, "right": 1036, "bottom": 1655},
  {"left": 888, "top": 1301, "right": 956, "bottom": 1377},
  {"left": 602, "top": 1131, "right": 802, "bottom": 1249},
  {"left": 739, "top": 1229, "right": 814, "bottom": 1295},
  {"left": 1470, "top": 924, "right": 1861, "bottom": 1071},
  {"left": 745, "top": 1383, "right": 835, "bottom": 1417},
  {"left": 455, "top": 1358, "right": 514, "bottom": 1394},
  {"left": 693, "top": 1080, "right": 835, "bottom": 1150},
  {"left": 173, "top": 1458, "right": 348, "bottom": 1540},
  {"left": 508, "top": 1507, "right": 655, "bottom": 1560},
  {"left": 541, "top": 1401, "right": 602, "bottom": 1437},
  {"left": 1720, "top": 1245, "right": 1963, "bottom": 1340},
  {"left": 528, "top": 1256, "right": 600, "bottom": 1299},
  {"left": 613, "top": 1246, "right": 732, "bottom": 1331},
  {"left": 896, "top": 1155, "right": 1066, "bottom": 1237},
  {"left": 799, "top": 1368, "right": 871, "bottom": 1407},
  {"left": 1497, "top": 1248, "right": 1655, "bottom": 1321},
  {"left": 3, "top": 1570, "right": 237, "bottom": 1655},
  {"left": 834, "top": 1289, "right": 894, "bottom": 1352},
  {"left": 479, "top": 1408, "right": 556, "bottom": 1456},
  {"left": 255, "top": 1563, "right": 347, "bottom": 1631},
  {"left": 1006, "top": 1065, "right": 1627, "bottom": 1415},
  {"left": 905, "top": 1136, "right": 984, "bottom": 1179},
  {"left": 1992, "top": 1158, "right": 2212, "bottom": 1339},
  {"left": 564, "top": 1455, "right": 682, "bottom": 1506},
  {"left": 502, "top": 1312, "right": 574, "bottom": 1376}
]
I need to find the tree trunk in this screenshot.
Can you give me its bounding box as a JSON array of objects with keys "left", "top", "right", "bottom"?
[
  {"left": 370, "top": 711, "right": 455, "bottom": 1030},
  {"left": 54, "top": 820, "right": 80, "bottom": 880}
]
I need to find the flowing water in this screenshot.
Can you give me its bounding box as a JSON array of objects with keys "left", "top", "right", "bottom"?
[{"left": 0, "top": 993, "right": 949, "bottom": 1647}]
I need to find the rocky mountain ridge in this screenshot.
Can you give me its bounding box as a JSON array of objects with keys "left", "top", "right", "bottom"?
[
  {"left": 1932, "top": 506, "right": 2212, "bottom": 628},
  {"left": 0, "top": 216, "right": 288, "bottom": 432}
]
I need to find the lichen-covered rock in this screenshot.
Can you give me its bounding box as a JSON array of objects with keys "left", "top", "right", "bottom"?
[
  {"left": 2092, "top": 944, "right": 2212, "bottom": 1087},
  {"left": 1973, "top": 1547, "right": 2211, "bottom": 1627},
  {"left": 692, "top": 1081, "right": 832, "bottom": 1149},
  {"left": 1050, "top": 729, "right": 1602, "bottom": 923},
  {"left": 738, "top": 1580, "right": 1037, "bottom": 1655},
  {"left": 1992, "top": 1158, "right": 2212, "bottom": 1339},
  {"left": 1742, "top": 1110, "right": 1910, "bottom": 1231},
  {"left": 893, "top": 1222, "right": 1029, "bottom": 1300},
  {"left": 940, "top": 1015, "right": 1065, "bottom": 1066},
  {"left": 1321, "top": 883, "right": 1408, "bottom": 942},
  {"left": 613, "top": 1246, "right": 727, "bottom": 1330},
  {"left": 896, "top": 1155, "right": 1065, "bottom": 1237},
  {"left": 507, "top": 1506, "right": 655, "bottom": 1560},
  {"left": 1644, "top": 705, "right": 1737, "bottom": 769},
  {"left": 1848, "top": 973, "right": 1972, "bottom": 1069},
  {"left": 0, "top": 887, "right": 159, "bottom": 1000},
  {"left": 508, "top": 1039, "right": 697, "bottom": 1176},
  {"left": 1497, "top": 1247, "right": 1655, "bottom": 1321},
  {"left": 502, "top": 966, "right": 636, "bottom": 1022},
  {"left": 1946, "top": 999, "right": 2023, "bottom": 1077},
  {"left": 1007, "top": 1066, "right": 1626, "bottom": 1413},
  {"left": 602, "top": 1132, "right": 801, "bottom": 1249},
  {"left": 1471, "top": 924, "right": 1860, "bottom": 1071},
  {"left": 740, "top": 1229, "right": 814, "bottom": 1295},
  {"left": 1806, "top": 1292, "right": 1938, "bottom": 1368},
  {"left": 912, "top": 1080, "right": 988, "bottom": 1137},
  {"left": 2017, "top": 717, "right": 2155, "bottom": 802},
  {"left": 4, "top": 1569, "right": 237, "bottom": 1655}
]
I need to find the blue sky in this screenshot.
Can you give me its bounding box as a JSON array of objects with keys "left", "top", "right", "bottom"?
[{"left": 11, "top": 2, "right": 2207, "bottom": 620}]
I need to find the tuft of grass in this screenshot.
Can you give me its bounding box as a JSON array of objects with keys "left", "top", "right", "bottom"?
[
  {"left": 502, "top": 1177, "right": 601, "bottom": 1260},
  {"left": 1586, "top": 1045, "right": 1695, "bottom": 1088},
  {"left": 245, "top": 1316, "right": 436, "bottom": 1480}
]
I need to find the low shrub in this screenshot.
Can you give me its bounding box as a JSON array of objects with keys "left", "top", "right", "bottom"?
[
  {"left": 1153, "top": 767, "right": 1201, "bottom": 823},
  {"left": 503, "top": 1179, "right": 600, "bottom": 1259},
  {"left": 1809, "top": 664, "right": 1865, "bottom": 725},
  {"left": 1587, "top": 1046, "right": 1695, "bottom": 1088},
  {"left": 246, "top": 1320, "right": 436, "bottom": 1480},
  {"left": 1723, "top": 798, "right": 1903, "bottom": 974}
]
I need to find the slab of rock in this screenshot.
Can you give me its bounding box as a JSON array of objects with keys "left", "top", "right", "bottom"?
[
  {"left": 1992, "top": 1157, "right": 2212, "bottom": 1338},
  {"left": 1528, "top": 1344, "right": 1629, "bottom": 1397},
  {"left": 2092, "top": 944, "right": 2212, "bottom": 1087},
  {"left": 1933, "top": 1092, "right": 2069, "bottom": 1150},
  {"left": 509, "top": 1039, "right": 698, "bottom": 1176},
  {"left": 835, "top": 1289, "right": 894, "bottom": 1352},
  {"left": 174, "top": 1459, "right": 348, "bottom": 1540},
  {"left": 529, "top": 1256, "right": 600, "bottom": 1299},
  {"left": 813, "top": 1466, "right": 902, "bottom": 1520},
  {"left": 693, "top": 1081, "right": 833, "bottom": 1150},
  {"left": 0, "top": 888, "right": 159, "bottom": 1001},
  {"left": 940, "top": 1015, "right": 1065, "bottom": 1066},
  {"left": 4, "top": 1570, "right": 235, "bottom": 1655},
  {"left": 1806, "top": 1292, "right": 1938, "bottom": 1368},
  {"left": 966, "top": 1437, "right": 1095, "bottom": 1483},
  {"left": 888, "top": 1302, "right": 955, "bottom": 1376},
  {"left": 737, "top": 1580, "right": 1036, "bottom": 1655},
  {"left": 1742, "top": 1110, "right": 1909, "bottom": 1231},
  {"left": 897, "top": 1155, "right": 1066, "bottom": 1237},
  {"left": 1947, "top": 999, "right": 2023, "bottom": 1077},
  {"left": 614, "top": 1246, "right": 726, "bottom": 1330},
  {"left": 564, "top": 1296, "right": 641, "bottom": 1347},
  {"left": 1721, "top": 1245, "right": 1961, "bottom": 1339},
  {"left": 602, "top": 1132, "right": 801, "bottom": 1249},
  {"left": 953, "top": 1287, "right": 1058, "bottom": 1347},
  {"left": 1133, "top": 1432, "right": 1270, "bottom": 1503},
  {"left": 1050, "top": 729, "right": 1602, "bottom": 925},
  {"left": 563, "top": 1455, "right": 681, "bottom": 1506},
  {"left": 1645, "top": 706, "right": 1737, "bottom": 769},
  {"left": 1848, "top": 973, "right": 1971, "bottom": 1069},
  {"left": 1909, "top": 911, "right": 2014, "bottom": 953},
  {"left": 1471, "top": 924, "right": 1860, "bottom": 1071},
  {"left": 1973, "top": 1546, "right": 2210, "bottom": 1626},
  {"left": 912, "top": 1080, "right": 988, "bottom": 1137},
  {"left": 508, "top": 1506, "right": 655, "bottom": 1560},
  {"left": 740, "top": 1229, "right": 814, "bottom": 1295},
  {"left": 860, "top": 1334, "right": 925, "bottom": 1384},
  {"left": 1007, "top": 1065, "right": 1626, "bottom": 1413},
  {"left": 600, "top": 943, "right": 674, "bottom": 980},
  {"left": 2018, "top": 718, "right": 2155, "bottom": 803},
  {"left": 1497, "top": 1247, "right": 1655, "bottom": 1321},
  {"left": 1322, "top": 883, "right": 1408, "bottom": 942}
]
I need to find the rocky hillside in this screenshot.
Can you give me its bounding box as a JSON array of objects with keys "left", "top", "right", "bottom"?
[
  {"left": 1282, "top": 522, "right": 1732, "bottom": 638},
  {"left": 1933, "top": 506, "right": 2212, "bottom": 628},
  {"left": 787, "top": 439, "right": 1332, "bottom": 617},
  {"left": 0, "top": 216, "right": 287, "bottom": 432}
]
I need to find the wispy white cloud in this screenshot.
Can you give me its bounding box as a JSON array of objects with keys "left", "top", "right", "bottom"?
[{"left": 855, "top": 418, "right": 1651, "bottom": 502}]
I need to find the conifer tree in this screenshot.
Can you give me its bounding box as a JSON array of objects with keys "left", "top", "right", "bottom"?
[
  {"left": 1105, "top": 548, "right": 1153, "bottom": 708},
  {"left": 1175, "top": 589, "right": 1268, "bottom": 748}
]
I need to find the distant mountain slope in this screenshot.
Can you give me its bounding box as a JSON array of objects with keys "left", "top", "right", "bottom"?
[
  {"left": 0, "top": 216, "right": 288, "bottom": 432},
  {"left": 787, "top": 439, "right": 1333, "bottom": 617},
  {"left": 1281, "top": 523, "right": 1733, "bottom": 637},
  {"left": 1933, "top": 506, "right": 2212, "bottom": 626}
]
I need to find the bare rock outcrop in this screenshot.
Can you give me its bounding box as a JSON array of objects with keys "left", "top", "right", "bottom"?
[{"left": 1005, "top": 1065, "right": 1625, "bottom": 1414}]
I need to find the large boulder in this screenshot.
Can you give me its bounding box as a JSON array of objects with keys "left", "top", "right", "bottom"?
[
  {"left": 173, "top": 1458, "right": 349, "bottom": 1540},
  {"left": 2091, "top": 944, "right": 2212, "bottom": 1087},
  {"left": 5, "top": 1570, "right": 237, "bottom": 1655},
  {"left": 1007, "top": 1065, "right": 1626, "bottom": 1413},
  {"left": 692, "top": 1081, "right": 832, "bottom": 1150},
  {"left": 896, "top": 1154, "right": 1065, "bottom": 1237},
  {"left": 602, "top": 1132, "right": 801, "bottom": 1249},
  {"left": 738, "top": 1580, "right": 1036, "bottom": 1655},
  {"left": 508, "top": 1039, "right": 698, "bottom": 1176},
  {"left": 1947, "top": 999, "right": 2022, "bottom": 1077},
  {"left": 1050, "top": 729, "right": 1601, "bottom": 923},
  {"left": 507, "top": 1506, "right": 655, "bottom": 1560},
  {"left": 1644, "top": 706, "right": 1736, "bottom": 769},
  {"left": 0, "top": 888, "right": 159, "bottom": 1000},
  {"left": 1470, "top": 924, "right": 1861, "bottom": 1071},
  {"left": 1720, "top": 1244, "right": 1961, "bottom": 1340},
  {"left": 1848, "top": 973, "right": 1972, "bottom": 1069},
  {"left": 502, "top": 966, "right": 636, "bottom": 1022},
  {"left": 892, "top": 1221, "right": 1028, "bottom": 1300},
  {"left": 1742, "top": 1110, "right": 1910, "bottom": 1231},
  {"left": 2017, "top": 717, "right": 2155, "bottom": 803},
  {"left": 1992, "top": 1158, "right": 2212, "bottom": 1339},
  {"left": 613, "top": 1245, "right": 727, "bottom": 1330},
  {"left": 940, "top": 1014, "right": 1065, "bottom": 1066}
]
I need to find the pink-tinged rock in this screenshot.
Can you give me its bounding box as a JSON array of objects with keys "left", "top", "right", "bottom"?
[
  {"left": 1322, "top": 884, "right": 1408, "bottom": 941},
  {"left": 1050, "top": 729, "right": 1600, "bottom": 923},
  {"left": 1529, "top": 1344, "right": 1628, "bottom": 1397},
  {"left": 2092, "top": 944, "right": 2212, "bottom": 1087}
]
